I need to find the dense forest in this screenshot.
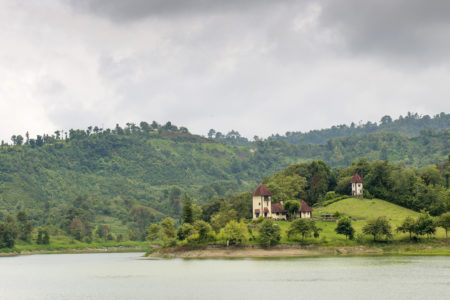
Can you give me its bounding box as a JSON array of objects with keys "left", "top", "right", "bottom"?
[
  {"left": 207, "top": 112, "right": 449, "bottom": 145},
  {"left": 0, "top": 113, "right": 448, "bottom": 239}
]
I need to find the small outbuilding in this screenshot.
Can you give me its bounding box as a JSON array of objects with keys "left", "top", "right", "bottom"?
[{"left": 292, "top": 200, "right": 312, "bottom": 219}]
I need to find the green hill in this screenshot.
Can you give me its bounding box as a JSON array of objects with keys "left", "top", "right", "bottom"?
[
  {"left": 269, "top": 112, "right": 450, "bottom": 145},
  {"left": 316, "top": 198, "right": 420, "bottom": 224},
  {"left": 312, "top": 198, "right": 447, "bottom": 241}
]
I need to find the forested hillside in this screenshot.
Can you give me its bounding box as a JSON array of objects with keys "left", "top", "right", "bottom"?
[
  {"left": 271, "top": 112, "right": 450, "bottom": 145},
  {"left": 0, "top": 115, "right": 448, "bottom": 230},
  {"left": 207, "top": 112, "right": 449, "bottom": 145}
]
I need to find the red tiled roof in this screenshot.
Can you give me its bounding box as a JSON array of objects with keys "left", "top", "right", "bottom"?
[
  {"left": 350, "top": 173, "right": 364, "bottom": 183},
  {"left": 271, "top": 203, "right": 287, "bottom": 213},
  {"left": 300, "top": 200, "right": 312, "bottom": 212},
  {"left": 252, "top": 184, "right": 272, "bottom": 196},
  {"left": 263, "top": 207, "right": 269, "bottom": 213}
]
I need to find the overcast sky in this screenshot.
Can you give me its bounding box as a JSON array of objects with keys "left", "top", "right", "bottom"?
[{"left": 1, "top": 0, "right": 449, "bottom": 141}]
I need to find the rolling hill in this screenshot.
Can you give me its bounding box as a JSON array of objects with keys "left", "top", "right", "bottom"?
[{"left": 0, "top": 114, "right": 448, "bottom": 227}]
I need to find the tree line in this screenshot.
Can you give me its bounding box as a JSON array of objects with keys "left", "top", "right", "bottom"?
[
  {"left": 262, "top": 157, "right": 449, "bottom": 216},
  {"left": 0, "top": 116, "right": 448, "bottom": 245}
]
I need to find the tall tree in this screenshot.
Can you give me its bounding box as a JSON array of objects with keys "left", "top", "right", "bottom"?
[
  {"left": 287, "top": 219, "right": 314, "bottom": 242},
  {"left": 397, "top": 216, "right": 416, "bottom": 240},
  {"left": 160, "top": 218, "right": 176, "bottom": 247},
  {"left": 363, "top": 217, "right": 393, "bottom": 242},
  {"left": 182, "top": 194, "right": 193, "bottom": 224},
  {"left": 258, "top": 219, "right": 281, "bottom": 247},
  {"left": 283, "top": 200, "right": 300, "bottom": 220},
  {"left": 437, "top": 212, "right": 450, "bottom": 238},
  {"left": 222, "top": 220, "right": 247, "bottom": 246},
  {"left": 129, "top": 205, "right": 155, "bottom": 241},
  {"left": 414, "top": 212, "right": 436, "bottom": 238},
  {"left": 16, "top": 211, "right": 32, "bottom": 242}
]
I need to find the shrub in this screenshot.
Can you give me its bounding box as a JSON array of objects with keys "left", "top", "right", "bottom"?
[
  {"left": 437, "top": 212, "right": 450, "bottom": 238},
  {"left": 287, "top": 219, "right": 322, "bottom": 242},
  {"left": 363, "top": 216, "right": 392, "bottom": 242},
  {"left": 258, "top": 219, "right": 281, "bottom": 247},
  {"left": 325, "top": 191, "right": 339, "bottom": 200},
  {"left": 221, "top": 220, "right": 247, "bottom": 245},
  {"left": 335, "top": 217, "right": 355, "bottom": 240},
  {"left": 146, "top": 224, "right": 161, "bottom": 241},
  {"left": 414, "top": 212, "right": 436, "bottom": 238},
  {"left": 322, "top": 196, "right": 348, "bottom": 207}
]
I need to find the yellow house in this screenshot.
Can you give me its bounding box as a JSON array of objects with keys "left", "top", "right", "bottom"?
[{"left": 252, "top": 183, "right": 272, "bottom": 219}]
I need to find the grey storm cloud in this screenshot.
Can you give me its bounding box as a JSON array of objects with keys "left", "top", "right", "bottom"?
[
  {"left": 321, "top": 0, "right": 450, "bottom": 61},
  {"left": 68, "top": 0, "right": 450, "bottom": 62},
  {"left": 0, "top": 0, "right": 449, "bottom": 142},
  {"left": 68, "top": 0, "right": 296, "bottom": 21}
]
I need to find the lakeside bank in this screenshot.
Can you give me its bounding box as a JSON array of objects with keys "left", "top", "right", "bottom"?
[
  {"left": 2, "top": 240, "right": 449, "bottom": 258},
  {"left": 0, "top": 246, "right": 147, "bottom": 257},
  {"left": 147, "top": 242, "right": 450, "bottom": 259}
]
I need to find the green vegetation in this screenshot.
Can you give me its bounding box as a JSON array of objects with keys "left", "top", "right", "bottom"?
[
  {"left": 269, "top": 112, "right": 450, "bottom": 145},
  {"left": 287, "top": 219, "right": 322, "bottom": 242},
  {"left": 437, "top": 212, "right": 450, "bottom": 238},
  {"left": 315, "top": 198, "right": 421, "bottom": 223},
  {"left": 335, "top": 217, "right": 355, "bottom": 240},
  {"left": 221, "top": 220, "right": 247, "bottom": 246},
  {"left": 0, "top": 113, "right": 449, "bottom": 254},
  {"left": 258, "top": 219, "right": 281, "bottom": 247},
  {"left": 363, "top": 217, "right": 393, "bottom": 241}
]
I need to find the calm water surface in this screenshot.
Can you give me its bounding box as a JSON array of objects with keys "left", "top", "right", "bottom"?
[{"left": 0, "top": 253, "right": 449, "bottom": 300}]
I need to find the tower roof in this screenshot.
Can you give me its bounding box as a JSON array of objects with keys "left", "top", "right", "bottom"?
[
  {"left": 350, "top": 173, "right": 364, "bottom": 183},
  {"left": 252, "top": 183, "right": 272, "bottom": 196}
]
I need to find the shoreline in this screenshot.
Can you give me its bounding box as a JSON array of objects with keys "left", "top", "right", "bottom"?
[
  {"left": 2, "top": 242, "right": 449, "bottom": 258},
  {"left": 0, "top": 246, "right": 146, "bottom": 257},
  {"left": 147, "top": 243, "right": 450, "bottom": 259}
]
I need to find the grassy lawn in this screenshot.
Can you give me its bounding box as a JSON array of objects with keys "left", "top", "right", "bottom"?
[{"left": 315, "top": 198, "right": 420, "bottom": 224}]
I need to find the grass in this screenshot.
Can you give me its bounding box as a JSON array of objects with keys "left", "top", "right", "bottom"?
[
  {"left": 316, "top": 198, "right": 420, "bottom": 223},
  {"left": 1, "top": 232, "right": 150, "bottom": 256}
]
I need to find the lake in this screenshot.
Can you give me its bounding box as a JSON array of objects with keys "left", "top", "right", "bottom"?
[{"left": 0, "top": 253, "right": 449, "bottom": 299}]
